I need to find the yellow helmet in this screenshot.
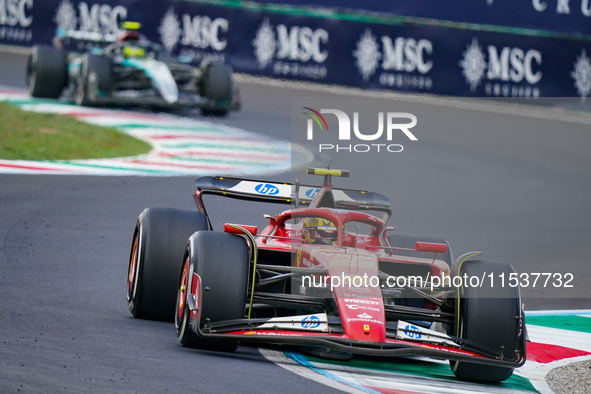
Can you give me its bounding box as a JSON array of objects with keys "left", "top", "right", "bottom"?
[
  {"left": 303, "top": 217, "right": 338, "bottom": 245},
  {"left": 122, "top": 45, "right": 145, "bottom": 59}
]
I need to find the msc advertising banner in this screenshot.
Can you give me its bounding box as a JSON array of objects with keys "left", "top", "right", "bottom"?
[{"left": 1, "top": 0, "right": 590, "bottom": 99}]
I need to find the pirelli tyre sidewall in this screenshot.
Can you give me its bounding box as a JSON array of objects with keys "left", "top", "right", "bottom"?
[
  {"left": 450, "top": 259, "right": 522, "bottom": 382},
  {"left": 127, "top": 207, "right": 209, "bottom": 322},
  {"left": 176, "top": 231, "right": 249, "bottom": 351},
  {"left": 27, "top": 45, "right": 68, "bottom": 99}
]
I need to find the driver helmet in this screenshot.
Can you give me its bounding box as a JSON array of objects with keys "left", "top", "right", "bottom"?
[
  {"left": 122, "top": 45, "right": 145, "bottom": 59},
  {"left": 118, "top": 29, "right": 144, "bottom": 59},
  {"left": 303, "top": 218, "right": 338, "bottom": 245},
  {"left": 118, "top": 30, "right": 140, "bottom": 43}
]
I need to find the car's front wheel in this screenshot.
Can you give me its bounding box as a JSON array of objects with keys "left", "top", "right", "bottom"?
[
  {"left": 176, "top": 231, "right": 249, "bottom": 351},
  {"left": 450, "top": 259, "right": 524, "bottom": 382},
  {"left": 27, "top": 45, "right": 68, "bottom": 98}
]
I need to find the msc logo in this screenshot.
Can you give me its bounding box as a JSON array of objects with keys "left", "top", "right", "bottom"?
[
  {"left": 253, "top": 18, "right": 329, "bottom": 69},
  {"left": 158, "top": 7, "right": 228, "bottom": 54},
  {"left": 302, "top": 107, "right": 417, "bottom": 153},
  {"left": 460, "top": 37, "right": 542, "bottom": 97},
  {"left": 254, "top": 183, "right": 279, "bottom": 195},
  {"left": 54, "top": 0, "right": 127, "bottom": 35},
  {"left": 0, "top": 0, "right": 33, "bottom": 27},
  {"left": 301, "top": 315, "right": 321, "bottom": 329},
  {"left": 352, "top": 29, "right": 433, "bottom": 85}
]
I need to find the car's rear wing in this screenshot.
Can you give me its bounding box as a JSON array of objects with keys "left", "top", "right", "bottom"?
[
  {"left": 54, "top": 28, "right": 117, "bottom": 47},
  {"left": 195, "top": 176, "right": 391, "bottom": 211},
  {"left": 54, "top": 22, "right": 146, "bottom": 49}
]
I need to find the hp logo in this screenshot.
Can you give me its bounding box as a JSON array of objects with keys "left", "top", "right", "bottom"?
[
  {"left": 254, "top": 183, "right": 279, "bottom": 195},
  {"left": 305, "top": 188, "right": 320, "bottom": 198},
  {"left": 404, "top": 324, "right": 422, "bottom": 339},
  {"left": 301, "top": 315, "right": 320, "bottom": 329}
]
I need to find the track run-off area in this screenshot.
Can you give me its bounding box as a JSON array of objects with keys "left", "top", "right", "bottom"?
[{"left": 0, "top": 88, "right": 311, "bottom": 176}]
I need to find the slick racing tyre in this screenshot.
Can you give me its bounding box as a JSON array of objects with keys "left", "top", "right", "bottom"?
[
  {"left": 76, "top": 55, "right": 113, "bottom": 106},
  {"left": 127, "top": 208, "right": 210, "bottom": 322},
  {"left": 450, "top": 259, "right": 523, "bottom": 382},
  {"left": 176, "top": 231, "right": 249, "bottom": 352},
  {"left": 199, "top": 63, "right": 233, "bottom": 116},
  {"left": 27, "top": 45, "right": 68, "bottom": 98}
]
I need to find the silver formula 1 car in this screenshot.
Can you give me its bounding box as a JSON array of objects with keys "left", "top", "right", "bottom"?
[{"left": 26, "top": 23, "right": 240, "bottom": 116}]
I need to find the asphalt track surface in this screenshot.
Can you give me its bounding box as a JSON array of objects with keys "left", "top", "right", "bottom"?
[{"left": 2, "top": 48, "right": 591, "bottom": 392}]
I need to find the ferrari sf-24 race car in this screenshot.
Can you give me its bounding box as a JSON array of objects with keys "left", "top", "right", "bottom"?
[
  {"left": 26, "top": 22, "right": 239, "bottom": 116},
  {"left": 127, "top": 168, "right": 526, "bottom": 383}
]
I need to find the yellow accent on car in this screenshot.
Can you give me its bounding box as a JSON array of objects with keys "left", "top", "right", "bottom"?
[
  {"left": 121, "top": 21, "right": 141, "bottom": 30},
  {"left": 306, "top": 167, "right": 349, "bottom": 177},
  {"left": 228, "top": 224, "right": 258, "bottom": 320},
  {"left": 122, "top": 46, "right": 145, "bottom": 59}
]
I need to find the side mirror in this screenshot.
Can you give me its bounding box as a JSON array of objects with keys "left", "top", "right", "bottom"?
[
  {"left": 224, "top": 223, "right": 258, "bottom": 236},
  {"left": 415, "top": 242, "right": 447, "bottom": 254}
]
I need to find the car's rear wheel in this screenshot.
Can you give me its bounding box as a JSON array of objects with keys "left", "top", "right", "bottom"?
[
  {"left": 76, "top": 55, "right": 112, "bottom": 106},
  {"left": 176, "top": 231, "right": 249, "bottom": 351},
  {"left": 26, "top": 45, "right": 68, "bottom": 98},
  {"left": 127, "top": 208, "right": 210, "bottom": 321},
  {"left": 199, "top": 63, "right": 233, "bottom": 116},
  {"left": 450, "top": 259, "right": 523, "bottom": 382}
]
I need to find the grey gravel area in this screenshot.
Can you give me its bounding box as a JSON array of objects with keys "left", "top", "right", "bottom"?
[{"left": 546, "top": 359, "right": 591, "bottom": 394}]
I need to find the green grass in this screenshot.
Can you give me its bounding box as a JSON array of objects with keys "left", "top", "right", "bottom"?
[{"left": 0, "top": 101, "right": 152, "bottom": 160}]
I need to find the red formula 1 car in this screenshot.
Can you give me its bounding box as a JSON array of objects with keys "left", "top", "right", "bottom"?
[{"left": 127, "top": 168, "right": 526, "bottom": 382}]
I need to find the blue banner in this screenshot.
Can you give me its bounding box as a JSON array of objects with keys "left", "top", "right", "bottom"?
[
  {"left": 1, "top": 0, "right": 590, "bottom": 100},
  {"left": 224, "top": 8, "right": 591, "bottom": 99}
]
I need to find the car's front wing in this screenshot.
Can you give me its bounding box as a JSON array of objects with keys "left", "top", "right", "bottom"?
[
  {"left": 191, "top": 326, "right": 526, "bottom": 369},
  {"left": 83, "top": 89, "right": 238, "bottom": 111},
  {"left": 185, "top": 293, "right": 526, "bottom": 369}
]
